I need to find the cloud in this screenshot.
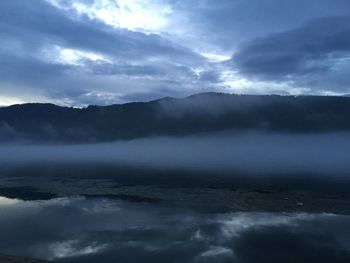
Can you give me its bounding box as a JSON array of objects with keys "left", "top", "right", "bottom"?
[
  {"left": 0, "top": 0, "right": 212, "bottom": 105},
  {"left": 1, "top": 0, "right": 350, "bottom": 104},
  {"left": 0, "top": 0, "right": 199, "bottom": 63},
  {"left": 47, "top": 0, "right": 172, "bottom": 33},
  {"left": 232, "top": 15, "right": 350, "bottom": 93},
  {"left": 163, "top": 0, "right": 350, "bottom": 53}
]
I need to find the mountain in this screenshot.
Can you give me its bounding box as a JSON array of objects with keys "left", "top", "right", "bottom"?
[{"left": 1, "top": 92, "right": 350, "bottom": 143}]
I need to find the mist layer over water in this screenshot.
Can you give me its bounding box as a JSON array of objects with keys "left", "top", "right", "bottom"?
[{"left": 1, "top": 132, "right": 350, "bottom": 175}]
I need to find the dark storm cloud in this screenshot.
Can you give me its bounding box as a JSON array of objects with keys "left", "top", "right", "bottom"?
[{"left": 232, "top": 15, "right": 350, "bottom": 92}]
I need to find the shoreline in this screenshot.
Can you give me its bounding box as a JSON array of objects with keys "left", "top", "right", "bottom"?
[{"left": 1, "top": 176, "right": 349, "bottom": 215}]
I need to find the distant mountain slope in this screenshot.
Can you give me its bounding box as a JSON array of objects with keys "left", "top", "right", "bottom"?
[{"left": 1, "top": 93, "right": 350, "bottom": 142}]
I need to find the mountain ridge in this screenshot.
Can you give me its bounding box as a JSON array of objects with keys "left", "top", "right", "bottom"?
[{"left": 1, "top": 92, "right": 350, "bottom": 143}]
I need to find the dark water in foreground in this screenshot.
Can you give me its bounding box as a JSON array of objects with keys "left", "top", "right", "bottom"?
[{"left": 0, "top": 196, "right": 349, "bottom": 263}]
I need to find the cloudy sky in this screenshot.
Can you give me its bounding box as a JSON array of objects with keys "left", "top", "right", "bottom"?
[{"left": 1, "top": 0, "right": 350, "bottom": 106}]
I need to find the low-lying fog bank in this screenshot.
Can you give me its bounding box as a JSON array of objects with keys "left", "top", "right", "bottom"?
[{"left": 0, "top": 132, "right": 349, "bottom": 176}]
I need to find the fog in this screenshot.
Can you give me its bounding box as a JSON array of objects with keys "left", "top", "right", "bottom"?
[
  {"left": 1, "top": 132, "right": 350, "bottom": 176},
  {"left": 158, "top": 93, "right": 268, "bottom": 118}
]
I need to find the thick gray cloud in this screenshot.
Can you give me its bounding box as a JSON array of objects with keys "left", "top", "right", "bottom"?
[
  {"left": 0, "top": 0, "right": 201, "bottom": 63},
  {"left": 0, "top": 0, "right": 212, "bottom": 105},
  {"left": 167, "top": 0, "right": 350, "bottom": 52},
  {"left": 232, "top": 15, "right": 350, "bottom": 92}
]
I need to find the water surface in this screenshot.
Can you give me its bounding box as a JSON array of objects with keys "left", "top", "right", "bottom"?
[{"left": 0, "top": 196, "right": 349, "bottom": 263}]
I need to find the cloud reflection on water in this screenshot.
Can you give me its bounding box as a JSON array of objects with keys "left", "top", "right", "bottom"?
[{"left": 0, "top": 196, "right": 349, "bottom": 263}]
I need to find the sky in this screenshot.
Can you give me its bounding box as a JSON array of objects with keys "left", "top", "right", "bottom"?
[{"left": 1, "top": 0, "right": 350, "bottom": 106}]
